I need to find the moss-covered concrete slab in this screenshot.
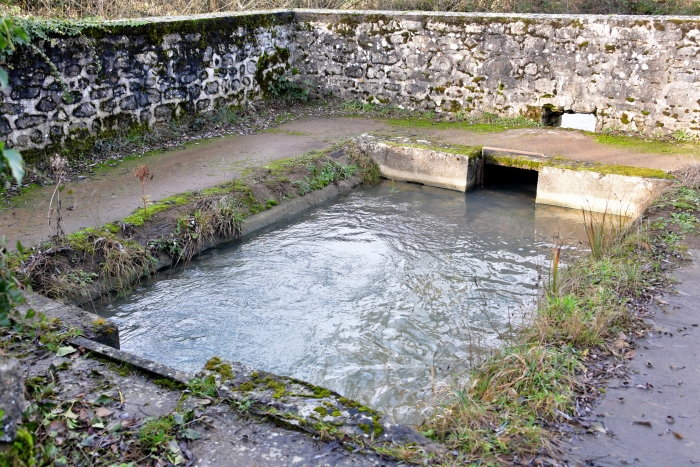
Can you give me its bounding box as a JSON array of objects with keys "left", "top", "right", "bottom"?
[
  {"left": 196, "top": 358, "right": 442, "bottom": 457},
  {"left": 359, "top": 137, "right": 480, "bottom": 192}
]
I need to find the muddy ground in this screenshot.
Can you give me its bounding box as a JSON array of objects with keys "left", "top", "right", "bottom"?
[
  {"left": 2, "top": 116, "right": 696, "bottom": 250},
  {"left": 564, "top": 246, "right": 700, "bottom": 466}
]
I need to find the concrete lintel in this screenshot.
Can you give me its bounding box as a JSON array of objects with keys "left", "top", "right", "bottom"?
[
  {"left": 362, "top": 140, "right": 477, "bottom": 192},
  {"left": 482, "top": 146, "right": 545, "bottom": 160}
]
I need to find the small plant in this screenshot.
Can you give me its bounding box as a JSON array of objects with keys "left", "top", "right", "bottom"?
[
  {"left": 139, "top": 415, "right": 176, "bottom": 451},
  {"left": 187, "top": 376, "right": 217, "bottom": 398},
  {"left": 548, "top": 240, "right": 562, "bottom": 294},
  {"left": 581, "top": 207, "right": 626, "bottom": 259},
  {"left": 47, "top": 155, "right": 68, "bottom": 238},
  {"left": 672, "top": 128, "right": 698, "bottom": 142},
  {"left": 268, "top": 69, "right": 310, "bottom": 102},
  {"left": 669, "top": 211, "right": 699, "bottom": 233},
  {"left": 133, "top": 164, "right": 154, "bottom": 239}
]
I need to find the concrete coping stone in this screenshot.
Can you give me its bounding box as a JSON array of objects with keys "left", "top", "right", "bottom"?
[
  {"left": 71, "top": 336, "right": 192, "bottom": 384},
  {"left": 197, "top": 358, "right": 442, "bottom": 453},
  {"left": 102, "top": 9, "right": 700, "bottom": 24}
]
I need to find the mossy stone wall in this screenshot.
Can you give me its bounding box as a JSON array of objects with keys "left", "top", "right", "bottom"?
[
  {"left": 293, "top": 11, "right": 700, "bottom": 136},
  {"left": 1, "top": 11, "right": 294, "bottom": 151},
  {"left": 2, "top": 10, "right": 700, "bottom": 151}
]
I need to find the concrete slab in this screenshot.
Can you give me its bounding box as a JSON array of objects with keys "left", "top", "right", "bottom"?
[
  {"left": 361, "top": 140, "right": 478, "bottom": 192},
  {"left": 536, "top": 167, "right": 668, "bottom": 217}
]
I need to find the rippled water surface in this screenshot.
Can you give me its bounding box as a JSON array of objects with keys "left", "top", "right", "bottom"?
[{"left": 100, "top": 181, "right": 587, "bottom": 424}]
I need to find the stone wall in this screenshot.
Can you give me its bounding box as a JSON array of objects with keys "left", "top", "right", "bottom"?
[
  {"left": 293, "top": 11, "right": 700, "bottom": 135},
  {"left": 2, "top": 10, "right": 699, "bottom": 152},
  {"left": 1, "top": 11, "right": 295, "bottom": 151}
]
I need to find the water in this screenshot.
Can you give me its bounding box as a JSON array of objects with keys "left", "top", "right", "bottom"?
[{"left": 100, "top": 181, "right": 587, "bottom": 425}]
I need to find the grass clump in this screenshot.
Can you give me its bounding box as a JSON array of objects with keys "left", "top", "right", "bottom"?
[
  {"left": 139, "top": 415, "right": 176, "bottom": 451},
  {"left": 187, "top": 376, "right": 218, "bottom": 398},
  {"left": 425, "top": 174, "right": 696, "bottom": 463}
]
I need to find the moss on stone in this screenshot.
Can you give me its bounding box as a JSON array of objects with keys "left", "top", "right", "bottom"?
[
  {"left": 237, "top": 381, "right": 255, "bottom": 392},
  {"left": 484, "top": 153, "right": 674, "bottom": 179},
  {"left": 594, "top": 133, "right": 700, "bottom": 157},
  {"left": 204, "top": 356, "right": 234, "bottom": 381},
  {"left": 264, "top": 376, "right": 287, "bottom": 399}
]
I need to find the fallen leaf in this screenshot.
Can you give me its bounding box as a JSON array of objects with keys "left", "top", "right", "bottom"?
[
  {"left": 48, "top": 420, "right": 66, "bottom": 433},
  {"left": 93, "top": 394, "right": 113, "bottom": 405},
  {"left": 56, "top": 346, "right": 77, "bottom": 357},
  {"left": 673, "top": 431, "right": 684, "bottom": 439},
  {"left": 633, "top": 420, "right": 652, "bottom": 427},
  {"left": 95, "top": 407, "right": 113, "bottom": 418},
  {"left": 107, "top": 420, "right": 122, "bottom": 432},
  {"left": 624, "top": 350, "right": 636, "bottom": 359},
  {"left": 182, "top": 428, "right": 202, "bottom": 440}
]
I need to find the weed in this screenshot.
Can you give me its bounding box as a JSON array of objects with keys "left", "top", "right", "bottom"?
[
  {"left": 139, "top": 415, "right": 176, "bottom": 451},
  {"left": 344, "top": 143, "right": 381, "bottom": 185},
  {"left": 187, "top": 376, "right": 217, "bottom": 398},
  {"left": 669, "top": 211, "right": 699, "bottom": 233},
  {"left": 133, "top": 165, "right": 154, "bottom": 239},
  {"left": 268, "top": 70, "right": 310, "bottom": 102},
  {"left": 47, "top": 155, "right": 68, "bottom": 239},
  {"left": 581, "top": 207, "right": 627, "bottom": 259}
]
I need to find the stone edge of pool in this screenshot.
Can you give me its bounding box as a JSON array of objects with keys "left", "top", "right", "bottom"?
[{"left": 359, "top": 136, "right": 674, "bottom": 217}]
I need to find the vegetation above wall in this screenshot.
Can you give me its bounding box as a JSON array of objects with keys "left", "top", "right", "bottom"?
[{"left": 2, "top": 0, "right": 698, "bottom": 19}]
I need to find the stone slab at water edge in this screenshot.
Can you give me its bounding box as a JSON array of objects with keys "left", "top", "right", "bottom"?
[
  {"left": 2, "top": 10, "right": 700, "bottom": 153},
  {"left": 359, "top": 138, "right": 480, "bottom": 191},
  {"left": 359, "top": 137, "right": 673, "bottom": 216}
]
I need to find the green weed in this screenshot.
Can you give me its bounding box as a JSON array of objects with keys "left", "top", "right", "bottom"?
[
  {"left": 139, "top": 415, "right": 176, "bottom": 451},
  {"left": 187, "top": 376, "right": 217, "bottom": 398}
]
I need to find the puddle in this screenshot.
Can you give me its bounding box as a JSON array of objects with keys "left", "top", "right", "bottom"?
[{"left": 100, "top": 180, "right": 589, "bottom": 425}]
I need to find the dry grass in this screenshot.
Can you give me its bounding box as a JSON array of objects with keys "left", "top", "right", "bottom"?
[
  {"left": 344, "top": 141, "right": 381, "bottom": 185},
  {"left": 423, "top": 182, "right": 690, "bottom": 463},
  {"left": 98, "top": 237, "right": 155, "bottom": 294},
  {"left": 4, "top": 0, "right": 698, "bottom": 19}
]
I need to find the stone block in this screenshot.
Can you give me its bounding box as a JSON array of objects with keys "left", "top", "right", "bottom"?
[
  {"left": 0, "top": 358, "right": 25, "bottom": 443},
  {"left": 361, "top": 139, "right": 479, "bottom": 192}
]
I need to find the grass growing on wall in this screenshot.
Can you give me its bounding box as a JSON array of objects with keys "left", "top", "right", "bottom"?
[{"left": 3, "top": 0, "right": 698, "bottom": 19}]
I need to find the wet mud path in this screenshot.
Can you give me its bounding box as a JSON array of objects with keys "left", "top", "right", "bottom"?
[
  {"left": 2, "top": 117, "right": 694, "bottom": 249},
  {"left": 565, "top": 247, "right": 700, "bottom": 467}
]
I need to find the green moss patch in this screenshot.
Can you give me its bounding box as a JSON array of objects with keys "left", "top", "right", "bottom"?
[
  {"left": 484, "top": 153, "right": 674, "bottom": 179},
  {"left": 593, "top": 133, "right": 700, "bottom": 156}
]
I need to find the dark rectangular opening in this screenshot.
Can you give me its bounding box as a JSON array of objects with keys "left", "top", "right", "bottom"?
[{"left": 483, "top": 164, "right": 538, "bottom": 187}]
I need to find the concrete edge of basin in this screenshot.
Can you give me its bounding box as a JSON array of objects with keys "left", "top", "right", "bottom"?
[
  {"left": 17, "top": 291, "right": 120, "bottom": 349},
  {"left": 360, "top": 139, "right": 478, "bottom": 192},
  {"left": 363, "top": 138, "right": 673, "bottom": 216},
  {"left": 198, "top": 358, "right": 443, "bottom": 453},
  {"left": 71, "top": 336, "right": 192, "bottom": 384},
  {"left": 69, "top": 176, "right": 362, "bottom": 311}
]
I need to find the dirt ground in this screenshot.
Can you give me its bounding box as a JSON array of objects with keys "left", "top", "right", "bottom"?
[
  {"left": 2, "top": 117, "right": 696, "bottom": 249},
  {"left": 564, "top": 246, "right": 700, "bottom": 466},
  {"left": 15, "top": 344, "right": 399, "bottom": 467}
]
